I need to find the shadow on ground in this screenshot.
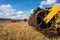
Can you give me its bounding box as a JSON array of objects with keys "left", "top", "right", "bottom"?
[
  {"left": 37, "top": 29, "right": 60, "bottom": 40},
  {"left": 40, "top": 31, "right": 60, "bottom": 40}
]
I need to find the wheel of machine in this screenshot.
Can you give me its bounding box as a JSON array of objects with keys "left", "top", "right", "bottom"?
[
  {"left": 57, "top": 24, "right": 60, "bottom": 34},
  {"left": 28, "top": 10, "right": 53, "bottom": 30},
  {"left": 36, "top": 10, "right": 53, "bottom": 30},
  {"left": 57, "top": 28, "right": 60, "bottom": 34},
  {"left": 28, "top": 14, "right": 36, "bottom": 27},
  {"left": 28, "top": 15, "right": 34, "bottom": 26}
]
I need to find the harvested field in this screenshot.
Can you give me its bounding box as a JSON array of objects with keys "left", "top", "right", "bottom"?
[{"left": 0, "top": 21, "right": 60, "bottom": 40}]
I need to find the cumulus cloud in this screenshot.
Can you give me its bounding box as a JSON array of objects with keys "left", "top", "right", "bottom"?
[
  {"left": 13, "top": 9, "right": 34, "bottom": 19},
  {"left": 0, "top": 4, "right": 34, "bottom": 19},
  {"left": 0, "top": 13, "right": 4, "bottom": 18},
  {"left": 17, "top": 11, "right": 24, "bottom": 15},
  {"left": 24, "top": 9, "right": 34, "bottom": 19},
  {"left": 0, "top": 4, "right": 23, "bottom": 19},
  {"left": 39, "top": 0, "right": 60, "bottom": 8},
  {"left": 46, "top": 0, "right": 56, "bottom": 4},
  {"left": 10, "top": 9, "right": 34, "bottom": 19},
  {"left": 54, "top": 3, "right": 60, "bottom": 6},
  {"left": 0, "top": 4, "right": 15, "bottom": 16}
]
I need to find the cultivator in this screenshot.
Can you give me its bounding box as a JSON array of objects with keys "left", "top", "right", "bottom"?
[{"left": 28, "top": 6, "right": 60, "bottom": 34}]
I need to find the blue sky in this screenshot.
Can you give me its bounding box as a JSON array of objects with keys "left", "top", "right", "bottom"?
[
  {"left": 0, "top": 0, "right": 42, "bottom": 12},
  {"left": 0, "top": 0, "right": 59, "bottom": 12},
  {"left": 0, "top": 0, "right": 60, "bottom": 19}
]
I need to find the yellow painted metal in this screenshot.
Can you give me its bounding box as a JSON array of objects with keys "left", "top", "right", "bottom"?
[
  {"left": 43, "top": 6, "right": 60, "bottom": 24},
  {"left": 55, "top": 15, "right": 60, "bottom": 30}
]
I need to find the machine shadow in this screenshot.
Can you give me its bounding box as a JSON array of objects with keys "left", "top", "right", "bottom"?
[{"left": 36, "top": 29, "right": 60, "bottom": 39}]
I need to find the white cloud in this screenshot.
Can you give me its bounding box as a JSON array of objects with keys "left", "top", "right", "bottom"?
[
  {"left": 12, "top": 10, "right": 34, "bottom": 19},
  {"left": 16, "top": 9, "right": 34, "bottom": 19},
  {"left": 54, "top": 3, "right": 60, "bottom": 6},
  {"left": 0, "top": 4, "right": 34, "bottom": 19},
  {"left": 17, "top": 11, "right": 24, "bottom": 15},
  {"left": 0, "top": 13, "right": 4, "bottom": 18},
  {"left": 0, "top": 4, "right": 24, "bottom": 19},
  {"left": 23, "top": 9, "right": 34, "bottom": 19},
  {"left": 46, "top": 0, "right": 56, "bottom": 5},
  {"left": 29, "top": 9, "right": 34, "bottom": 14},
  {"left": 39, "top": 0, "right": 60, "bottom": 8},
  {"left": 0, "top": 4, "right": 15, "bottom": 16},
  {"left": 0, "top": 13, "right": 2, "bottom": 16}
]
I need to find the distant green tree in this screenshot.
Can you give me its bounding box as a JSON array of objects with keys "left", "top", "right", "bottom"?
[{"left": 24, "top": 19, "right": 27, "bottom": 22}]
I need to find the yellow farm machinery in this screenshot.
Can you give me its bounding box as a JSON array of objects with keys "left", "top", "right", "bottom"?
[{"left": 28, "top": 6, "right": 60, "bottom": 34}]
